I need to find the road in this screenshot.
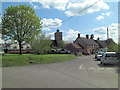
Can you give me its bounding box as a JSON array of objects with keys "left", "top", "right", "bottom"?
[{"left": 2, "top": 55, "right": 118, "bottom": 88}]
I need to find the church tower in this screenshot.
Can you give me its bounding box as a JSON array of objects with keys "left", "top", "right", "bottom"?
[{"left": 54, "top": 29, "right": 62, "bottom": 42}]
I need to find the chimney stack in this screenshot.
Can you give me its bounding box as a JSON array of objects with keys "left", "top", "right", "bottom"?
[
  {"left": 97, "top": 37, "right": 100, "bottom": 40},
  {"left": 78, "top": 33, "right": 80, "bottom": 38},
  {"left": 86, "top": 34, "right": 89, "bottom": 39},
  {"left": 90, "top": 34, "right": 94, "bottom": 39},
  {"left": 57, "top": 29, "right": 59, "bottom": 32}
]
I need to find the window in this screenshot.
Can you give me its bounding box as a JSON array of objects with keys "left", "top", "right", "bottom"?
[{"left": 106, "top": 54, "right": 117, "bottom": 57}]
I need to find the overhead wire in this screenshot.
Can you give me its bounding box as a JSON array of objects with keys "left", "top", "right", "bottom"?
[
  {"left": 43, "top": 0, "right": 101, "bottom": 29},
  {"left": 62, "top": 0, "right": 101, "bottom": 23}
]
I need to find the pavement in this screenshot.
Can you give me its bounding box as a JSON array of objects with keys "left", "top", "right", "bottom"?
[{"left": 2, "top": 55, "right": 119, "bottom": 88}]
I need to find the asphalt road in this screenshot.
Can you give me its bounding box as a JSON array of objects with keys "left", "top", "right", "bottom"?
[{"left": 2, "top": 55, "right": 119, "bottom": 88}]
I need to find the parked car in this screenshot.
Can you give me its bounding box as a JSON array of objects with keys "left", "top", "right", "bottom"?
[
  {"left": 0, "top": 51, "right": 5, "bottom": 55},
  {"left": 86, "top": 52, "right": 90, "bottom": 55},
  {"left": 100, "top": 52, "right": 119, "bottom": 66},
  {"left": 96, "top": 52, "right": 104, "bottom": 60},
  {"left": 51, "top": 49, "right": 56, "bottom": 53},
  {"left": 57, "top": 49, "right": 70, "bottom": 54}
]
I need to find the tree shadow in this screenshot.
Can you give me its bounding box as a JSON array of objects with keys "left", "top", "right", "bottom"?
[
  {"left": 115, "top": 63, "right": 120, "bottom": 73},
  {"left": 115, "top": 68, "right": 120, "bottom": 73},
  {"left": 98, "top": 63, "right": 118, "bottom": 68},
  {"left": 98, "top": 63, "right": 119, "bottom": 73},
  {"left": 93, "top": 57, "right": 100, "bottom": 61}
]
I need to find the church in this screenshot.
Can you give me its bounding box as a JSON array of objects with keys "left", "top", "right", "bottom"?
[{"left": 51, "top": 29, "right": 63, "bottom": 47}]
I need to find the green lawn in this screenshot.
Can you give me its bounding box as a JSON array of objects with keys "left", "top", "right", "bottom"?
[{"left": 2, "top": 54, "right": 77, "bottom": 67}]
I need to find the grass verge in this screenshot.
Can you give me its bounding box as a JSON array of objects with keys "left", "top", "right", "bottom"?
[{"left": 2, "top": 54, "right": 77, "bottom": 67}]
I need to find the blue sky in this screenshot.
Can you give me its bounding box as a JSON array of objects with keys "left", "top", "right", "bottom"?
[{"left": 1, "top": 0, "right": 118, "bottom": 43}]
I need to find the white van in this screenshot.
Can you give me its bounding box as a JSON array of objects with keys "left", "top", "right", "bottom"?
[{"left": 100, "top": 52, "right": 119, "bottom": 65}]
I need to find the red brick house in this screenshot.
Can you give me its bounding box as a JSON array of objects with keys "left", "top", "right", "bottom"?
[{"left": 74, "top": 34, "right": 99, "bottom": 55}]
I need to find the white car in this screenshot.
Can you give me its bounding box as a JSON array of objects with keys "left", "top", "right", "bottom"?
[
  {"left": 96, "top": 52, "right": 104, "bottom": 60},
  {"left": 57, "top": 49, "right": 70, "bottom": 54},
  {"left": 0, "top": 51, "right": 5, "bottom": 55},
  {"left": 100, "top": 52, "right": 119, "bottom": 65}
]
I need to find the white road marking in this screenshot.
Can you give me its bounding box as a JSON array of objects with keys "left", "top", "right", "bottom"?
[
  {"left": 98, "top": 68, "right": 104, "bottom": 70},
  {"left": 106, "top": 68, "right": 116, "bottom": 70},
  {"left": 89, "top": 68, "right": 95, "bottom": 70},
  {"left": 79, "top": 64, "right": 83, "bottom": 69}
]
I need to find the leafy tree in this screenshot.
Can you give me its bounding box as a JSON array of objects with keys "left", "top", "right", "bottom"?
[
  {"left": 2, "top": 5, "right": 42, "bottom": 55},
  {"left": 108, "top": 43, "right": 118, "bottom": 52},
  {"left": 118, "top": 44, "right": 120, "bottom": 53},
  {"left": 118, "top": 44, "right": 120, "bottom": 59},
  {"left": 57, "top": 40, "right": 66, "bottom": 48},
  {"left": 30, "top": 33, "right": 52, "bottom": 54}
]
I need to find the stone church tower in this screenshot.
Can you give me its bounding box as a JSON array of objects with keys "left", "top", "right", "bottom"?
[{"left": 54, "top": 29, "right": 62, "bottom": 42}]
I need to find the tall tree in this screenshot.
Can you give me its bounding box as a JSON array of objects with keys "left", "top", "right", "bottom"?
[
  {"left": 118, "top": 44, "right": 120, "bottom": 53},
  {"left": 57, "top": 40, "right": 66, "bottom": 48},
  {"left": 2, "top": 5, "right": 42, "bottom": 55},
  {"left": 108, "top": 43, "right": 118, "bottom": 52},
  {"left": 30, "top": 33, "right": 52, "bottom": 54}
]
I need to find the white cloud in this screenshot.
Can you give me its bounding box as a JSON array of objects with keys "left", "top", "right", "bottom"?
[
  {"left": 109, "top": 23, "right": 118, "bottom": 43},
  {"left": 96, "top": 15, "right": 104, "bottom": 20},
  {"left": 47, "top": 32, "right": 55, "bottom": 40},
  {"left": 96, "top": 12, "right": 112, "bottom": 21},
  {"left": 29, "top": 2, "right": 40, "bottom": 9},
  {"left": 93, "top": 27, "right": 107, "bottom": 39},
  {"left": 42, "top": 27, "right": 51, "bottom": 31},
  {"left": 93, "top": 23, "right": 118, "bottom": 43},
  {"left": 102, "top": 12, "right": 112, "bottom": 16},
  {"left": 65, "top": 0, "right": 109, "bottom": 16},
  {"left": 42, "top": 18, "right": 62, "bottom": 31},
  {"left": 31, "top": 0, "right": 69, "bottom": 10},
  {"left": 63, "top": 29, "right": 83, "bottom": 41}
]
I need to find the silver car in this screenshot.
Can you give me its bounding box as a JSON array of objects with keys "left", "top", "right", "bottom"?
[
  {"left": 100, "top": 52, "right": 119, "bottom": 65},
  {"left": 96, "top": 52, "right": 104, "bottom": 60}
]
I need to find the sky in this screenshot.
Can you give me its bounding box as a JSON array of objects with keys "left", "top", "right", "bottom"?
[{"left": 0, "top": 0, "right": 119, "bottom": 43}]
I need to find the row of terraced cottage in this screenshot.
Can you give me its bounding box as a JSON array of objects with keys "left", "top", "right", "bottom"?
[{"left": 1, "top": 29, "right": 115, "bottom": 55}]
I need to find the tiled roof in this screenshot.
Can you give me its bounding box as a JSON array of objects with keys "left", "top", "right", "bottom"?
[
  {"left": 80, "top": 38, "right": 98, "bottom": 46},
  {"left": 95, "top": 40, "right": 108, "bottom": 48},
  {"left": 71, "top": 43, "right": 81, "bottom": 49}
]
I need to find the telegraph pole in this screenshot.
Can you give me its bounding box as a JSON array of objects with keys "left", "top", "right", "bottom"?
[{"left": 107, "top": 27, "right": 109, "bottom": 40}]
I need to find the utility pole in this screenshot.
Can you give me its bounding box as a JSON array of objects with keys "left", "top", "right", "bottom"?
[{"left": 107, "top": 27, "right": 109, "bottom": 40}]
